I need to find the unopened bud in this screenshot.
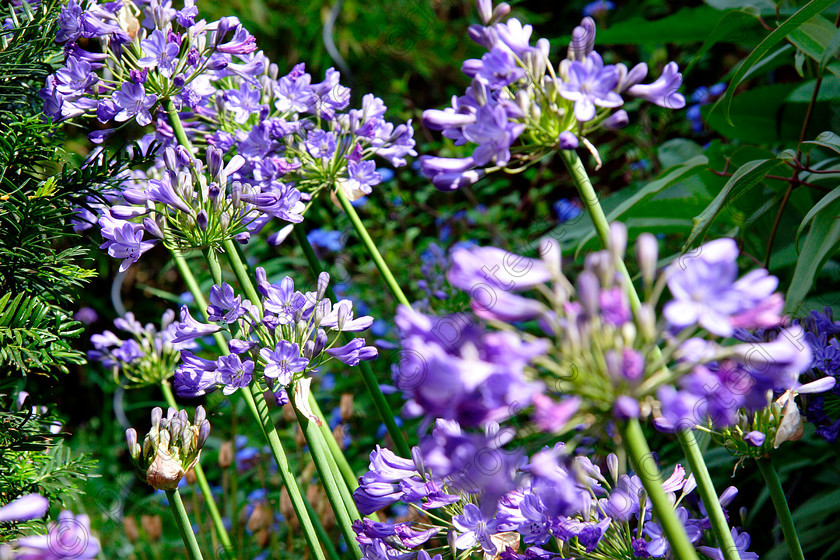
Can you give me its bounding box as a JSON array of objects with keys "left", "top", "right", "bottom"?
[{"left": 636, "top": 233, "right": 658, "bottom": 288}]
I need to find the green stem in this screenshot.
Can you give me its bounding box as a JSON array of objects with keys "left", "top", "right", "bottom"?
[
  {"left": 170, "top": 248, "right": 327, "bottom": 560},
  {"left": 291, "top": 388, "right": 363, "bottom": 560},
  {"left": 756, "top": 457, "right": 805, "bottom": 560},
  {"left": 618, "top": 420, "right": 699, "bottom": 560},
  {"left": 292, "top": 224, "right": 411, "bottom": 457},
  {"left": 561, "top": 149, "right": 730, "bottom": 560},
  {"left": 677, "top": 430, "right": 742, "bottom": 560},
  {"left": 306, "top": 393, "right": 359, "bottom": 495},
  {"left": 165, "top": 489, "right": 205, "bottom": 560},
  {"left": 160, "top": 382, "right": 233, "bottom": 558},
  {"left": 165, "top": 98, "right": 194, "bottom": 152},
  {"left": 242, "top": 384, "right": 328, "bottom": 560},
  {"left": 334, "top": 188, "right": 411, "bottom": 307}
]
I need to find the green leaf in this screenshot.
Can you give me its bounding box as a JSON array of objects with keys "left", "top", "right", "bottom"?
[
  {"left": 787, "top": 13, "right": 840, "bottom": 77},
  {"left": 802, "top": 130, "right": 840, "bottom": 154},
  {"left": 705, "top": 83, "right": 802, "bottom": 143},
  {"left": 796, "top": 187, "right": 840, "bottom": 247},
  {"left": 785, "top": 196, "right": 840, "bottom": 314},
  {"left": 573, "top": 155, "right": 708, "bottom": 256},
  {"left": 684, "top": 158, "right": 785, "bottom": 249},
  {"left": 819, "top": 25, "right": 840, "bottom": 75},
  {"left": 719, "top": 0, "right": 839, "bottom": 123}
]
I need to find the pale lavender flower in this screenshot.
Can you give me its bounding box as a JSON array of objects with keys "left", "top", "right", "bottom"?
[
  {"left": 627, "top": 62, "right": 686, "bottom": 109},
  {"left": 558, "top": 52, "right": 622, "bottom": 122},
  {"left": 138, "top": 30, "right": 180, "bottom": 77},
  {"left": 14, "top": 511, "right": 101, "bottom": 560},
  {"left": 0, "top": 494, "right": 49, "bottom": 523},
  {"left": 463, "top": 104, "right": 524, "bottom": 166},
  {"left": 217, "top": 354, "right": 254, "bottom": 395},
  {"left": 112, "top": 81, "right": 157, "bottom": 126},
  {"left": 260, "top": 340, "right": 308, "bottom": 383}
]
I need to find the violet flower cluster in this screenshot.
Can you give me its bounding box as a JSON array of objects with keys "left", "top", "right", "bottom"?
[
  {"left": 352, "top": 439, "right": 758, "bottom": 559},
  {"left": 49, "top": 0, "right": 417, "bottom": 269},
  {"left": 419, "top": 1, "right": 686, "bottom": 191},
  {"left": 88, "top": 309, "right": 195, "bottom": 387},
  {"left": 172, "top": 269, "right": 377, "bottom": 403}
]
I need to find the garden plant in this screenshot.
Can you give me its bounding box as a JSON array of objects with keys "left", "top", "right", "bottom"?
[{"left": 2, "top": 0, "right": 840, "bottom": 560}]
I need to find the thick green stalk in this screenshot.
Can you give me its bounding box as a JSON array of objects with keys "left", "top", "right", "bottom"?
[
  {"left": 306, "top": 393, "right": 359, "bottom": 494},
  {"left": 292, "top": 224, "right": 411, "bottom": 457},
  {"left": 619, "top": 420, "right": 699, "bottom": 560},
  {"left": 170, "top": 248, "right": 327, "bottom": 560},
  {"left": 291, "top": 388, "right": 363, "bottom": 560},
  {"left": 165, "top": 489, "right": 205, "bottom": 560},
  {"left": 218, "top": 239, "right": 366, "bottom": 554},
  {"left": 334, "top": 188, "right": 411, "bottom": 307},
  {"left": 560, "top": 149, "right": 732, "bottom": 559},
  {"left": 160, "top": 382, "right": 233, "bottom": 558},
  {"left": 165, "top": 98, "right": 194, "bottom": 152},
  {"left": 242, "top": 384, "right": 328, "bottom": 560},
  {"left": 756, "top": 457, "right": 805, "bottom": 560},
  {"left": 302, "top": 497, "right": 342, "bottom": 560}
]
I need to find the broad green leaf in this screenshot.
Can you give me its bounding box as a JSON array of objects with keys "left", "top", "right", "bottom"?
[
  {"left": 787, "top": 75, "right": 840, "bottom": 101},
  {"left": 684, "top": 158, "right": 784, "bottom": 249},
  {"left": 684, "top": 9, "right": 764, "bottom": 74},
  {"left": 785, "top": 196, "right": 840, "bottom": 314},
  {"left": 720, "top": 0, "right": 838, "bottom": 123},
  {"left": 787, "top": 13, "right": 840, "bottom": 77},
  {"left": 802, "top": 130, "right": 840, "bottom": 154},
  {"left": 556, "top": 6, "right": 746, "bottom": 46},
  {"left": 796, "top": 186, "right": 840, "bottom": 247},
  {"left": 705, "top": 83, "right": 802, "bottom": 143},
  {"left": 573, "top": 155, "right": 708, "bottom": 255},
  {"left": 819, "top": 26, "right": 840, "bottom": 74}
]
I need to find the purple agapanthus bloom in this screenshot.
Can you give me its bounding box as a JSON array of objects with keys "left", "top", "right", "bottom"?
[
  {"left": 262, "top": 277, "right": 306, "bottom": 324},
  {"left": 172, "top": 305, "right": 222, "bottom": 343},
  {"left": 112, "top": 81, "right": 157, "bottom": 126},
  {"left": 274, "top": 71, "right": 315, "bottom": 113},
  {"left": 139, "top": 29, "right": 180, "bottom": 77},
  {"left": 0, "top": 494, "right": 49, "bottom": 523},
  {"left": 305, "top": 129, "right": 337, "bottom": 159},
  {"left": 260, "top": 340, "right": 308, "bottom": 383},
  {"left": 698, "top": 528, "right": 758, "bottom": 560},
  {"left": 452, "top": 503, "right": 501, "bottom": 556},
  {"left": 663, "top": 238, "right": 781, "bottom": 337},
  {"left": 54, "top": 56, "right": 97, "bottom": 95},
  {"left": 207, "top": 283, "right": 249, "bottom": 324},
  {"left": 98, "top": 218, "right": 157, "bottom": 272},
  {"left": 627, "top": 62, "right": 686, "bottom": 109},
  {"left": 224, "top": 83, "right": 262, "bottom": 124},
  {"left": 216, "top": 354, "right": 254, "bottom": 395},
  {"left": 14, "top": 510, "right": 101, "bottom": 560},
  {"left": 558, "top": 52, "right": 623, "bottom": 121},
  {"left": 326, "top": 338, "right": 378, "bottom": 366},
  {"left": 216, "top": 24, "right": 257, "bottom": 55},
  {"left": 469, "top": 46, "right": 527, "bottom": 89},
  {"left": 463, "top": 103, "right": 524, "bottom": 166}
]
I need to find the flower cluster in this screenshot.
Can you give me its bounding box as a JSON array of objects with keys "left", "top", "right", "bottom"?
[
  {"left": 420, "top": 1, "right": 686, "bottom": 191},
  {"left": 49, "top": 0, "right": 416, "bottom": 268},
  {"left": 796, "top": 307, "right": 840, "bottom": 441},
  {"left": 352, "top": 441, "right": 758, "bottom": 560},
  {"left": 172, "top": 269, "right": 377, "bottom": 403},
  {"left": 88, "top": 309, "right": 194, "bottom": 387},
  {"left": 126, "top": 406, "right": 211, "bottom": 491}
]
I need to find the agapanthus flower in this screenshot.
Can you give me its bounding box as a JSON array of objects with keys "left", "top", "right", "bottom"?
[
  {"left": 421, "top": 3, "right": 686, "bottom": 190},
  {"left": 12, "top": 511, "right": 101, "bottom": 559}
]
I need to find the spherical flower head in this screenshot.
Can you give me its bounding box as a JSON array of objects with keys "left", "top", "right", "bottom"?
[
  {"left": 260, "top": 340, "right": 309, "bottom": 384},
  {"left": 558, "top": 52, "right": 623, "bottom": 122}
]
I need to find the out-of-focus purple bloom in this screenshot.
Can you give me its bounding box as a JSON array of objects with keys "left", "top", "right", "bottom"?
[
  {"left": 0, "top": 494, "right": 49, "bottom": 523},
  {"left": 558, "top": 52, "right": 622, "bottom": 122},
  {"left": 698, "top": 528, "right": 758, "bottom": 560},
  {"left": 307, "top": 229, "right": 343, "bottom": 252},
  {"left": 14, "top": 510, "right": 101, "bottom": 559},
  {"left": 448, "top": 245, "right": 552, "bottom": 293},
  {"left": 583, "top": 0, "right": 615, "bottom": 17}
]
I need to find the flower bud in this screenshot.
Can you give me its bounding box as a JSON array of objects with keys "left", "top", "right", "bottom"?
[
  {"left": 609, "top": 222, "right": 627, "bottom": 262},
  {"left": 143, "top": 217, "right": 164, "bottom": 239},
  {"left": 636, "top": 233, "right": 658, "bottom": 288},
  {"left": 196, "top": 209, "right": 208, "bottom": 232}
]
